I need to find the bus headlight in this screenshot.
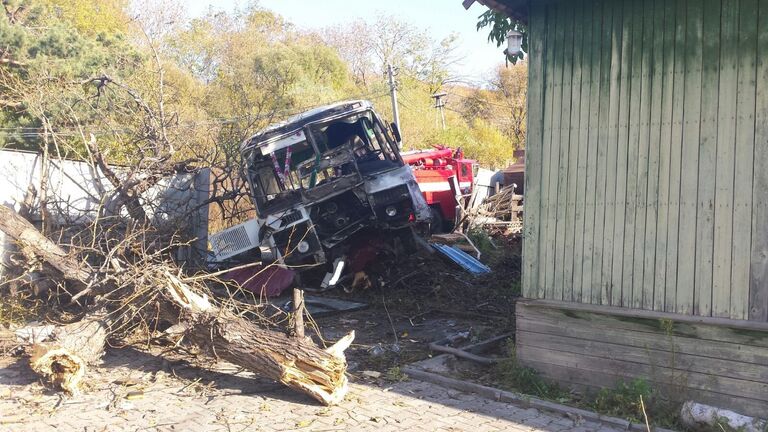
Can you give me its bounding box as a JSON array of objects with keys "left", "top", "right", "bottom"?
[
  {"left": 297, "top": 241, "right": 310, "bottom": 253},
  {"left": 385, "top": 206, "right": 397, "bottom": 217}
]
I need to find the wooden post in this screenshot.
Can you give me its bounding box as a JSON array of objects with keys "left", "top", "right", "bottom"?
[{"left": 293, "top": 288, "right": 305, "bottom": 339}]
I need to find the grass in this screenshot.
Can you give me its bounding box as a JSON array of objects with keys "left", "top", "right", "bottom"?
[
  {"left": 492, "top": 340, "right": 567, "bottom": 401},
  {"left": 385, "top": 366, "right": 409, "bottom": 382},
  {"left": 491, "top": 339, "right": 681, "bottom": 429}
]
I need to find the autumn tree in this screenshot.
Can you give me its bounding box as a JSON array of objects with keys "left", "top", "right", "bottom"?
[
  {"left": 487, "top": 61, "right": 527, "bottom": 146},
  {"left": 1, "top": 0, "right": 521, "bottom": 173}
]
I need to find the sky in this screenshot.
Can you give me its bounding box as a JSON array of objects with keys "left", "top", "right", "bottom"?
[{"left": 180, "top": 0, "right": 506, "bottom": 84}]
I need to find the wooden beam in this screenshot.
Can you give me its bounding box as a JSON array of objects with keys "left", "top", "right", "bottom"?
[{"left": 518, "top": 298, "right": 768, "bottom": 332}]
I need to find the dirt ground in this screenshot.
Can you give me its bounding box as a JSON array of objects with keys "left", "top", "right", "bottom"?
[{"left": 295, "top": 236, "right": 521, "bottom": 375}]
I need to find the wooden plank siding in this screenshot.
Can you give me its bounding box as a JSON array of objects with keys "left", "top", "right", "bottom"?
[
  {"left": 609, "top": 0, "right": 633, "bottom": 307},
  {"left": 711, "top": 0, "right": 739, "bottom": 318},
  {"left": 750, "top": 0, "right": 768, "bottom": 321},
  {"left": 677, "top": 0, "right": 703, "bottom": 316},
  {"left": 522, "top": 0, "right": 767, "bottom": 322},
  {"left": 695, "top": 0, "right": 720, "bottom": 320},
  {"left": 601, "top": 0, "right": 623, "bottom": 306},
  {"left": 652, "top": 0, "right": 676, "bottom": 312},
  {"left": 520, "top": 1, "right": 546, "bottom": 300},
  {"left": 553, "top": 0, "right": 575, "bottom": 301},
  {"left": 731, "top": 0, "right": 758, "bottom": 320},
  {"left": 582, "top": 0, "right": 603, "bottom": 303},
  {"left": 562, "top": 0, "right": 584, "bottom": 303},
  {"left": 516, "top": 301, "right": 768, "bottom": 417}
]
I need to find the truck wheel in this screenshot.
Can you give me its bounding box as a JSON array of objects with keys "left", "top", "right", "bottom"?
[{"left": 429, "top": 207, "right": 444, "bottom": 234}]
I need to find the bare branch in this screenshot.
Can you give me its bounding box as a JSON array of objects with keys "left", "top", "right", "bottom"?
[{"left": 0, "top": 57, "right": 26, "bottom": 67}]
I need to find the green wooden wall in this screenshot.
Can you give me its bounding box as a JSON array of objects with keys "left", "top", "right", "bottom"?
[{"left": 522, "top": 0, "right": 768, "bottom": 321}]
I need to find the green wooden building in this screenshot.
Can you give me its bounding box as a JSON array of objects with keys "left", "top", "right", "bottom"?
[{"left": 469, "top": 0, "right": 768, "bottom": 417}]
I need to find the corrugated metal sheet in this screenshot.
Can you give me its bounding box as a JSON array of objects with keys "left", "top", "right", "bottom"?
[{"left": 432, "top": 243, "right": 491, "bottom": 275}]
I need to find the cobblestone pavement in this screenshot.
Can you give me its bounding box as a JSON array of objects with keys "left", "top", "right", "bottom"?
[{"left": 0, "top": 348, "right": 622, "bottom": 432}]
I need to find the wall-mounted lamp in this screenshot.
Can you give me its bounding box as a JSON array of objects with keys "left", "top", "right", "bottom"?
[{"left": 504, "top": 30, "right": 523, "bottom": 57}]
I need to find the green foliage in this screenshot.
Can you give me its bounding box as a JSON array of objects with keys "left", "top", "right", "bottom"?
[
  {"left": 254, "top": 41, "right": 352, "bottom": 106},
  {"left": 592, "top": 379, "right": 653, "bottom": 422},
  {"left": 476, "top": 10, "right": 527, "bottom": 64},
  {"left": 1, "top": 0, "right": 142, "bottom": 149},
  {"left": 385, "top": 366, "right": 409, "bottom": 382},
  {"left": 3, "top": 1, "right": 136, "bottom": 77},
  {"left": 467, "top": 227, "right": 496, "bottom": 258},
  {"left": 591, "top": 379, "right": 679, "bottom": 427},
  {"left": 426, "top": 118, "right": 515, "bottom": 168},
  {"left": 659, "top": 318, "right": 675, "bottom": 335},
  {"left": 165, "top": 17, "right": 220, "bottom": 83},
  {"left": 43, "top": 0, "right": 129, "bottom": 35},
  {"left": 493, "top": 341, "right": 680, "bottom": 428}
]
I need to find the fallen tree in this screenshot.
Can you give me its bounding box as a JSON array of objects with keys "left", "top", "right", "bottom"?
[
  {"left": 25, "top": 316, "right": 108, "bottom": 394},
  {"left": 164, "top": 271, "right": 354, "bottom": 405},
  {"left": 0, "top": 205, "right": 354, "bottom": 405}
]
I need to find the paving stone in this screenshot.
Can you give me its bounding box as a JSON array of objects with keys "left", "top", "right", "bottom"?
[{"left": 0, "top": 348, "right": 626, "bottom": 432}]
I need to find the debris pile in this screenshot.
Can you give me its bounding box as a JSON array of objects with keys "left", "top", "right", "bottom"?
[
  {"left": 0, "top": 205, "right": 354, "bottom": 405},
  {"left": 467, "top": 185, "right": 523, "bottom": 235}
]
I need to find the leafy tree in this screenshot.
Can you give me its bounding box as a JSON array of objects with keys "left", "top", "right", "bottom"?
[
  {"left": 165, "top": 16, "right": 221, "bottom": 83},
  {"left": 1, "top": 0, "right": 519, "bottom": 172},
  {"left": 43, "top": 0, "right": 129, "bottom": 35},
  {"left": 425, "top": 118, "right": 513, "bottom": 169},
  {"left": 1, "top": 0, "right": 141, "bottom": 149},
  {"left": 321, "top": 14, "right": 461, "bottom": 93},
  {"left": 476, "top": 9, "right": 527, "bottom": 64},
  {"left": 486, "top": 62, "right": 527, "bottom": 146}
]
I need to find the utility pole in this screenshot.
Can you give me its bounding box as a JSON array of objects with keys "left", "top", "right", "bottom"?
[
  {"left": 432, "top": 92, "right": 447, "bottom": 130},
  {"left": 387, "top": 64, "right": 402, "bottom": 146}
]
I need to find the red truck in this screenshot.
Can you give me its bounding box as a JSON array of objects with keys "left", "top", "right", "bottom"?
[{"left": 401, "top": 145, "right": 475, "bottom": 231}]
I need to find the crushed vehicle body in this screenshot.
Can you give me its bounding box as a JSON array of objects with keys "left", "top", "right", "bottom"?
[{"left": 210, "top": 100, "right": 430, "bottom": 289}]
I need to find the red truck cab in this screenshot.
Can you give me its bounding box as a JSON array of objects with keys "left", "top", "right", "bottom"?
[{"left": 401, "top": 146, "right": 475, "bottom": 231}]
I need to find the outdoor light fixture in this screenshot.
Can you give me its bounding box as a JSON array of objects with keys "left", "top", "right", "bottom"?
[{"left": 504, "top": 30, "right": 523, "bottom": 57}]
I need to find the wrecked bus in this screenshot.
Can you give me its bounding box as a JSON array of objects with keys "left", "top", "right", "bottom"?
[{"left": 210, "top": 100, "right": 429, "bottom": 289}]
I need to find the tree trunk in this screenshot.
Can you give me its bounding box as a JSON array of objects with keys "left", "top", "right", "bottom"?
[
  {"left": 25, "top": 317, "right": 108, "bottom": 394},
  {"left": 0, "top": 205, "right": 91, "bottom": 292},
  {"left": 164, "top": 272, "right": 353, "bottom": 405}
]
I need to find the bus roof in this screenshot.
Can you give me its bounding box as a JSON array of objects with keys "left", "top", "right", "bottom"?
[{"left": 240, "top": 100, "right": 374, "bottom": 153}]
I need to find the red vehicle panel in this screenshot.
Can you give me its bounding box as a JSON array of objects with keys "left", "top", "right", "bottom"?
[{"left": 402, "top": 146, "right": 475, "bottom": 228}]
